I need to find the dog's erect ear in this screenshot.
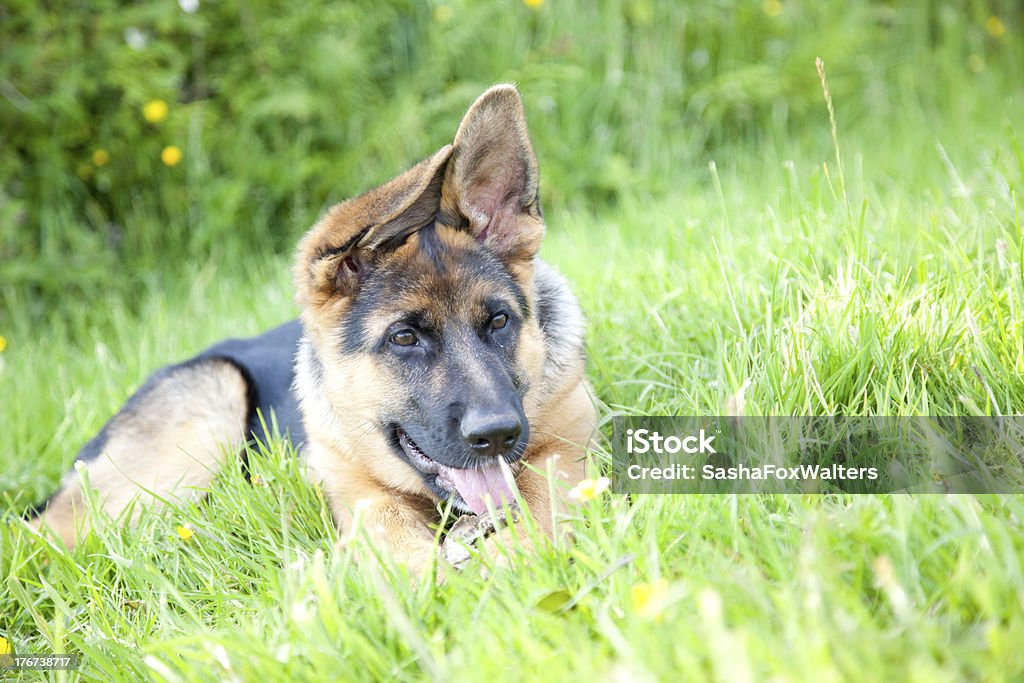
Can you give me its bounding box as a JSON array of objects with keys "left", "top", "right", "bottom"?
[
  {"left": 295, "top": 144, "right": 453, "bottom": 309},
  {"left": 442, "top": 85, "right": 544, "bottom": 262}
]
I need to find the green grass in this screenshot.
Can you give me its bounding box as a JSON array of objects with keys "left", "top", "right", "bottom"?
[
  {"left": 4, "top": 3, "right": 1024, "bottom": 679},
  {"left": 4, "top": 120, "right": 1024, "bottom": 678}
]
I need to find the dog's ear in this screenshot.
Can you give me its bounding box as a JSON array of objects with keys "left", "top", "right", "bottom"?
[
  {"left": 295, "top": 144, "right": 453, "bottom": 309},
  {"left": 442, "top": 84, "right": 544, "bottom": 263}
]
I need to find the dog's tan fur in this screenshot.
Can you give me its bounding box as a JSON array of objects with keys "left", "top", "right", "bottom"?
[
  {"left": 31, "top": 86, "right": 596, "bottom": 575},
  {"left": 294, "top": 85, "right": 595, "bottom": 573},
  {"left": 31, "top": 359, "right": 248, "bottom": 545}
]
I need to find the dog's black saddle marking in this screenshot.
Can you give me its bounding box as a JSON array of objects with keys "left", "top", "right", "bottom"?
[{"left": 74, "top": 320, "right": 306, "bottom": 468}]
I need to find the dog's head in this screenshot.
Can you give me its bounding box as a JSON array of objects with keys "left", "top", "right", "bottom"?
[{"left": 294, "top": 85, "right": 548, "bottom": 513}]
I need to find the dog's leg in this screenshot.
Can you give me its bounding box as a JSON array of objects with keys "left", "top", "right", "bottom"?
[
  {"left": 31, "top": 358, "right": 249, "bottom": 547},
  {"left": 344, "top": 500, "right": 441, "bottom": 577},
  {"left": 308, "top": 453, "right": 441, "bottom": 576},
  {"left": 518, "top": 379, "right": 595, "bottom": 530}
]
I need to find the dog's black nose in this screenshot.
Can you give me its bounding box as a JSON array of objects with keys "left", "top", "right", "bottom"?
[{"left": 461, "top": 408, "right": 523, "bottom": 457}]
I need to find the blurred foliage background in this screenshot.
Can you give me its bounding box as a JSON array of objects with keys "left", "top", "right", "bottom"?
[{"left": 1, "top": 0, "right": 1021, "bottom": 317}]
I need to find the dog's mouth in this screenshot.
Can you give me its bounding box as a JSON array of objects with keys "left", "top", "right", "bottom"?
[{"left": 395, "top": 428, "right": 518, "bottom": 515}]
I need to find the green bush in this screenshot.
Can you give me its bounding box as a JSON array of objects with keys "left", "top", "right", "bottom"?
[{"left": 1, "top": 0, "right": 1020, "bottom": 307}]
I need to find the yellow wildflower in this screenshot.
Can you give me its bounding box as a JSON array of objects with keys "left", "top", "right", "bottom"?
[
  {"left": 251, "top": 473, "right": 266, "bottom": 487},
  {"left": 92, "top": 149, "right": 110, "bottom": 167},
  {"left": 568, "top": 476, "right": 610, "bottom": 502},
  {"left": 143, "top": 99, "right": 168, "bottom": 123},
  {"left": 763, "top": 0, "right": 782, "bottom": 17},
  {"left": 630, "top": 578, "right": 670, "bottom": 621},
  {"left": 176, "top": 524, "right": 195, "bottom": 541},
  {"left": 0, "top": 335, "right": 6, "bottom": 353},
  {"left": 161, "top": 145, "right": 183, "bottom": 166},
  {"left": 986, "top": 16, "right": 1005, "bottom": 38},
  {"left": 523, "top": 0, "right": 544, "bottom": 8}
]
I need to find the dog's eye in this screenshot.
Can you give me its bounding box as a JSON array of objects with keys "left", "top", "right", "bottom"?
[
  {"left": 489, "top": 312, "right": 509, "bottom": 330},
  {"left": 390, "top": 330, "right": 418, "bottom": 347}
]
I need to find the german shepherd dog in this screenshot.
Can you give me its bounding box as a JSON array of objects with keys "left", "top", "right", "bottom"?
[{"left": 31, "top": 85, "right": 597, "bottom": 575}]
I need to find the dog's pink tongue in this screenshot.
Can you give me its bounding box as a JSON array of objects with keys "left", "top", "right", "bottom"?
[{"left": 444, "top": 463, "right": 517, "bottom": 515}]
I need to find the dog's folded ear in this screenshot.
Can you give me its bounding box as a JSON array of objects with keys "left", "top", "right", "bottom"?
[
  {"left": 442, "top": 84, "right": 544, "bottom": 263},
  {"left": 295, "top": 144, "right": 452, "bottom": 309},
  {"left": 296, "top": 85, "right": 544, "bottom": 320}
]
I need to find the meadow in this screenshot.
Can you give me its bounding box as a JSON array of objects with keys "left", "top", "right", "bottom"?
[{"left": 2, "top": 1, "right": 1024, "bottom": 680}]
